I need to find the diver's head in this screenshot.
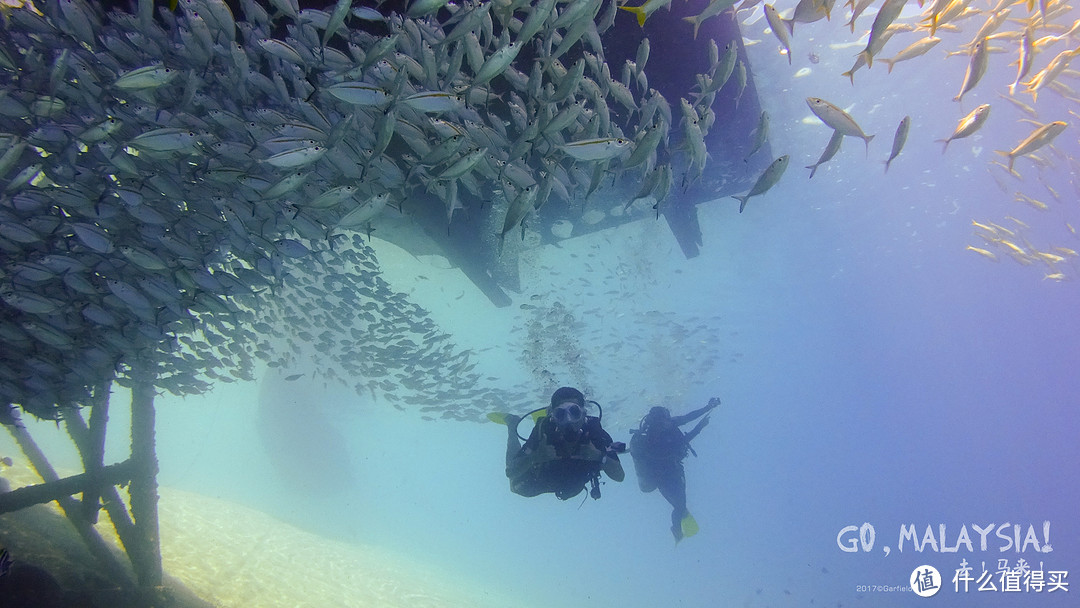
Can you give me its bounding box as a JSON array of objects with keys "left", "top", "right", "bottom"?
[
  {"left": 549, "top": 387, "right": 586, "bottom": 430},
  {"left": 643, "top": 406, "right": 671, "bottom": 430}
]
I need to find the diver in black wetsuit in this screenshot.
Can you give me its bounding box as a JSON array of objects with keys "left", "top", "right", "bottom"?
[
  {"left": 630, "top": 397, "right": 720, "bottom": 541},
  {"left": 501, "top": 387, "right": 625, "bottom": 501}
]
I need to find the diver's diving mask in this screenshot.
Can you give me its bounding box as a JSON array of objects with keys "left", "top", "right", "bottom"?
[{"left": 552, "top": 401, "right": 584, "bottom": 427}]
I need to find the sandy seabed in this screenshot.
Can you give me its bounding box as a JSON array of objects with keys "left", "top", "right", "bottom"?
[
  {"left": 156, "top": 487, "right": 519, "bottom": 608},
  {"left": 0, "top": 460, "right": 523, "bottom": 608}
]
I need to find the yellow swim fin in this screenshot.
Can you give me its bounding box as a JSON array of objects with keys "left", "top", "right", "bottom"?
[
  {"left": 680, "top": 512, "right": 700, "bottom": 539},
  {"left": 486, "top": 412, "right": 509, "bottom": 425}
]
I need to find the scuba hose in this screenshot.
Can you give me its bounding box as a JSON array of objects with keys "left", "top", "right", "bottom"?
[{"left": 510, "top": 407, "right": 547, "bottom": 443}]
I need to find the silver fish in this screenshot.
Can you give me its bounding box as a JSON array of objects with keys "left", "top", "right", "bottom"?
[
  {"left": 324, "top": 82, "right": 392, "bottom": 107},
  {"left": 1008, "top": 26, "right": 1035, "bottom": 96},
  {"left": 265, "top": 145, "right": 328, "bottom": 168},
  {"left": 472, "top": 41, "right": 521, "bottom": 88},
  {"left": 561, "top": 137, "right": 633, "bottom": 161},
  {"left": 858, "top": 0, "right": 906, "bottom": 68},
  {"left": 883, "top": 116, "right": 910, "bottom": 173},
  {"left": 732, "top": 155, "right": 789, "bottom": 213},
  {"left": 114, "top": 64, "right": 177, "bottom": 90},
  {"left": 763, "top": 4, "right": 792, "bottom": 65},
  {"left": 127, "top": 128, "right": 200, "bottom": 153},
  {"left": 806, "top": 97, "right": 874, "bottom": 153},
  {"left": 953, "top": 38, "right": 989, "bottom": 103},
  {"left": 337, "top": 192, "right": 391, "bottom": 228},
  {"left": 746, "top": 111, "right": 769, "bottom": 160},
  {"left": 500, "top": 183, "right": 539, "bottom": 239},
  {"left": 401, "top": 91, "right": 463, "bottom": 113}
]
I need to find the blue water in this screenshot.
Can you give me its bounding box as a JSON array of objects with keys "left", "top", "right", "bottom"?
[{"left": 5, "top": 3, "right": 1080, "bottom": 607}]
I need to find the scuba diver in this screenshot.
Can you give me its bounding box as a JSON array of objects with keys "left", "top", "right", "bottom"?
[
  {"left": 629, "top": 397, "right": 720, "bottom": 541},
  {"left": 492, "top": 387, "right": 625, "bottom": 501}
]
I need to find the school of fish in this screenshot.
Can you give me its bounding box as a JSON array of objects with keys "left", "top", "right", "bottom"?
[
  {"left": 1, "top": 0, "right": 1078, "bottom": 424},
  {"left": 2, "top": 0, "right": 736, "bottom": 421},
  {"left": 747, "top": 0, "right": 1078, "bottom": 278}
]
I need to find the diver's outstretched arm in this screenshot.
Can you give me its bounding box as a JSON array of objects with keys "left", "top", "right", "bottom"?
[
  {"left": 682, "top": 415, "right": 710, "bottom": 444},
  {"left": 671, "top": 397, "right": 721, "bottom": 427}
]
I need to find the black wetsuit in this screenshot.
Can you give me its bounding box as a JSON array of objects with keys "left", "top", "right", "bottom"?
[
  {"left": 509, "top": 416, "right": 616, "bottom": 500},
  {"left": 630, "top": 405, "right": 712, "bottom": 535}
]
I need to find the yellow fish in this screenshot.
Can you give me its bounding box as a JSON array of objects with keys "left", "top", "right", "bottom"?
[
  {"left": 966, "top": 245, "right": 998, "bottom": 261},
  {"left": 619, "top": 0, "right": 673, "bottom": 27},
  {"left": 937, "top": 104, "right": 991, "bottom": 153},
  {"left": 996, "top": 121, "right": 1067, "bottom": 173}
]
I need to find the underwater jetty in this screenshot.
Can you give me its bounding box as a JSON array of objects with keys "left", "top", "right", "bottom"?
[{"left": 0, "top": 0, "right": 761, "bottom": 602}]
